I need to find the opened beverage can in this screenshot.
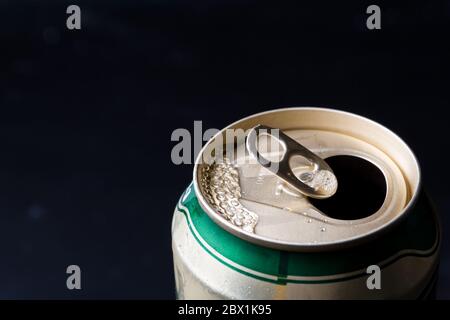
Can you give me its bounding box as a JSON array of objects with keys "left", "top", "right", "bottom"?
[{"left": 172, "top": 107, "right": 440, "bottom": 299}]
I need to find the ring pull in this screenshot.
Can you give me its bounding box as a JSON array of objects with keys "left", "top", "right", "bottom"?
[{"left": 246, "top": 125, "right": 338, "bottom": 199}]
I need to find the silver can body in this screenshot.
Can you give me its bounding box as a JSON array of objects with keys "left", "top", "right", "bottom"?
[{"left": 172, "top": 108, "right": 440, "bottom": 299}]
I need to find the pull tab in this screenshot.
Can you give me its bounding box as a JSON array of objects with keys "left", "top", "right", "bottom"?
[{"left": 246, "top": 125, "right": 338, "bottom": 199}]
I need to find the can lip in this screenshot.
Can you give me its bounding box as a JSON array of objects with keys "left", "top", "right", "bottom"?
[{"left": 193, "top": 106, "right": 422, "bottom": 252}]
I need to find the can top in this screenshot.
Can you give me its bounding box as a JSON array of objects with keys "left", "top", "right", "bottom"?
[{"left": 194, "top": 108, "right": 421, "bottom": 251}]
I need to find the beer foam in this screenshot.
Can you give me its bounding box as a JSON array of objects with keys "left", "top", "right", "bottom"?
[
  {"left": 200, "top": 159, "right": 259, "bottom": 233},
  {"left": 303, "top": 169, "right": 338, "bottom": 195}
]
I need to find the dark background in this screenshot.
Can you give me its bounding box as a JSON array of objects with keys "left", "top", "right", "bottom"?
[{"left": 0, "top": 0, "right": 449, "bottom": 298}]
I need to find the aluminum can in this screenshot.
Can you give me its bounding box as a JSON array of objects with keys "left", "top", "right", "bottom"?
[{"left": 172, "top": 107, "right": 440, "bottom": 299}]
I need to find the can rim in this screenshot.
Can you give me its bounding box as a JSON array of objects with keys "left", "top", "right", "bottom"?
[{"left": 193, "top": 106, "right": 421, "bottom": 251}]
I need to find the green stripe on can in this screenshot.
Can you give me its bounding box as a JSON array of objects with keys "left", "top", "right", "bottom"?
[{"left": 178, "top": 184, "right": 438, "bottom": 282}]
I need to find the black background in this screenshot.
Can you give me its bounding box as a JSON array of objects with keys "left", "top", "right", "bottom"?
[{"left": 0, "top": 0, "right": 449, "bottom": 298}]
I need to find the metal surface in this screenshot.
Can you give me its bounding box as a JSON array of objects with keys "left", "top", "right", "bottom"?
[
  {"left": 246, "top": 124, "right": 337, "bottom": 199},
  {"left": 193, "top": 107, "right": 420, "bottom": 251},
  {"left": 172, "top": 184, "right": 440, "bottom": 299},
  {"left": 174, "top": 107, "right": 439, "bottom": 300}
]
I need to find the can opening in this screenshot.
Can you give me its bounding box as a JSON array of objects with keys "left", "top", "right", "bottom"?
[{"left": 309, "top": 155, "right": 387, "bottom": 220}]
